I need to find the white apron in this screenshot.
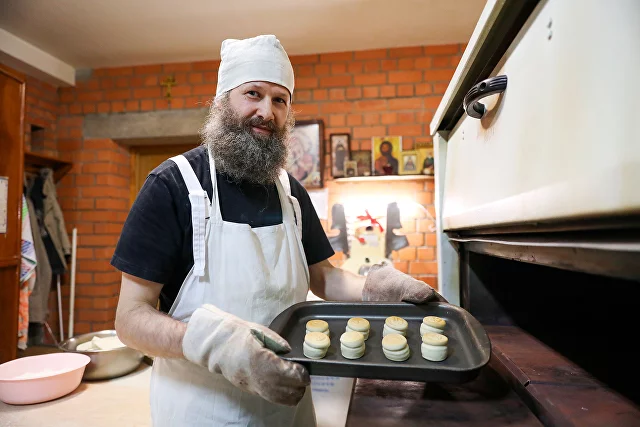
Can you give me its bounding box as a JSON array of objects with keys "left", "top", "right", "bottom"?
[{"left": 150, "top": 152, "right": 315, "bottom": 427}]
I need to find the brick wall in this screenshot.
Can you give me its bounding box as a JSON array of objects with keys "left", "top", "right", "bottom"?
[
  {"left": 33, "top": 43, "right": 461, "bottom": 335},
  {"left": 24, "top": 75, "right": 58, "bottom": 156}
]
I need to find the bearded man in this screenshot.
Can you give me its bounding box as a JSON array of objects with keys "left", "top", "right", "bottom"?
[{"left": 112, "top": 35, "right": 441, "bottom": 427}]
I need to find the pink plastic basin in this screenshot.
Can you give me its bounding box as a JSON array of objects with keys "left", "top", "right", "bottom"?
[{"left": 0, "top": 353, "right": 90, "bottom": 405}]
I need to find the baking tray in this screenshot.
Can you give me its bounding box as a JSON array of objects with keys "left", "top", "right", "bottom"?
[{"left": 269, "top": 301, "right": 491, "bottom": 383}]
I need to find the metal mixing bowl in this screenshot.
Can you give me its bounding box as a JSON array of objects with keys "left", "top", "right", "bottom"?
[{"left": 59, "top": 330, "right": 144, "bottom": 380}]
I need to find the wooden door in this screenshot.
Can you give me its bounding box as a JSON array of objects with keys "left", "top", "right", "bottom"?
[
  {"left": 130, "top": 143, "right": 199, "bottom": 204},
  {"left": 0, "top": 64, "right": 25, "bottom": 363}
]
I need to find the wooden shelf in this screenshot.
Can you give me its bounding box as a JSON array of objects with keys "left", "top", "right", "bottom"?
[
  {"left": 333, "top": 174, "right": 434, "bottom": 183},
  {"left": 24, "top": 151, "right": 73, "bottom": 182}
]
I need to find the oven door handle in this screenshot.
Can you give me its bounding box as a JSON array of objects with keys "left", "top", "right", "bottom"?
[{"left": 463, "top": 75, "right": 508, "bottom": 119}]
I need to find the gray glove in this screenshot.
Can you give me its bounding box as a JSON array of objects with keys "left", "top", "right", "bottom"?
[
  {"left": 182, "top": 304, "right": 309, "bottom": 406},
  {"left": 363, "top": 264, "right": 445, "bottom": 303}
]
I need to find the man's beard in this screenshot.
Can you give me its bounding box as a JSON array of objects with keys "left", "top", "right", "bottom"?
[{"left": 200, "top": 96, "right": 295, "bottom": 185}]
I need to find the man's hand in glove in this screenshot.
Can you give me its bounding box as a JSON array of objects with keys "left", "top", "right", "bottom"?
[
  {"left": 363, "top": 263, "right": 446, "bottom": 303},
  {"left": 182, "top": 304, "right": 309, "bottom": 406}
]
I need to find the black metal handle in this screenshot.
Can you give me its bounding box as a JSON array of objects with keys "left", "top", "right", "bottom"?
[{"left": 463, "top": 75, "right": 508, "bottom": 119}]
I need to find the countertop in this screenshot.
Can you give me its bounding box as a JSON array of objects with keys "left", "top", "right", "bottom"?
[{"left": 0, "top": 365, "right": 152, "bottom": 427}]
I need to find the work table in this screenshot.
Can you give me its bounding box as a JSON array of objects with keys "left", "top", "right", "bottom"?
[{"left": 0, "top": 364, "right": 152, "bottom": 427}]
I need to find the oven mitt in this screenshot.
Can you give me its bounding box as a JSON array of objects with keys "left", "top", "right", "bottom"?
[
  {"left": 182, "top": 304, "right": 310, "bottom": 406},
  {"left": 363, "top": 263, "right": 447, "bottom": 303}
]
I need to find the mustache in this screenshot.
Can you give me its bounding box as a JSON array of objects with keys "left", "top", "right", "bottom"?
[{"left": 245, "top": 116, "right": 278, "bottom": 132}]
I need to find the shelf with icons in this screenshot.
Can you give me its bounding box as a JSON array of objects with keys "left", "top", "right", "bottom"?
[{"left": 333, "top": 174, "right": 434, "bottom": 183}]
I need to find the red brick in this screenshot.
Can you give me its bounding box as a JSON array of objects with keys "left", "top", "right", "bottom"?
[
  {"left": 80, "top": 233, "right": 121, "bottom": 247},
  {"left": 203, "top": 72, "right": 217, "bottom": 83},
  {"left": 380, "top": 85, "right": 396, "bottom": 98},
  {"left": 75, "top": 175, "right": 95, "bottom": 186},
  {"left": 296, "top": 77, "right": 319, "bottom": 89},
  {"left": 398, "top": 112, "right": 415, "bottom": 123},
  {"left": 109, "top": 101, "right": 124, "bottom": 113},
  {"left": 425, "top": 233, "right": 437, "bottom": 246},
  {"left": 381, "top": 60, "right": 397, "bottom": 71},
  {"left": 432, "top": 56, "right": 452, "bottom": 68},
  {"left": 295, "top": 90, "right": 311, "bottom": 102},
  {"left": 320, "top": 75, "right": 352, "bottom": 87},
  {"left": 78, "top": 259, "right": 113, "bottom": 272},
  {"left": 77, "top": 309, "right": 112, "bottom": 322},
  {"left": 417, "top": 247, "right": 436, "bottom": 261},
  {"left": 395, "top": 247, "right": 416, "bottom": 261},
  {"left": 77, "top": 91, "right": 103, "bottom": 102},
  {"left": 96, "top": 198, "right": 128, "bottom": 210},
  {"left": 355, "top": 49, "right": 387, "bottom": 60},
  {"left": 398, "top": 84, "right": 414, "bottom": 97},
  {"left": 389, "top": 124, "right": 422, "bottom": 136},
  {"left": 82, "top": 103, "right": 97, "bottom": 114},
  {"left": 320, "top": 102, "right": 352, "bottom": 114},
  {"left": 106, "top": 66, "right": 133, "bottom": 76},
  {"left": 126, "top": 100, "right": 140, "bottom": 111},
  {"left": 105, "top": 89, "right": 131, "bottom": 101},
  {"left": 134, "top": 64, "right": 162, "bottom": 74},
  {"left": 433, "top": 82, "right": 449, "bottom": 94},
  {"left": 314, "top": 64, "right": 330, "bottom": 75},
  {"left": 95, "top": 223, "right": 124, "bottom": 235},
  {"left": 389, "top": 71, "right": 422, "bottom": 84},
  {"left": 313, "top": 89, "right": 328, "bottom": 101},
  {"left": 355, "top": 99, "right": 387, "bottom": 111},
  {"left": 424, "top": 69, "right": 455, "bottom": 81},
  {"left": 290, "top": 54, "right": 319, "bottom": 65},
  {"left": 414, "top": 57, "right": 432, "bottom": 69},
  {"left": 115, "top": 77, "right": 129, "bottom": 88},
  {"left": 75, "top": 283, "right": 119, "bottom": 297},
  {"left": 407, "top": 233, "right": 425, "bottom": 247},
  {"left": 170, "top": 98, "right": 186, "bottom": 109},
  {"left": 331, "top": 63, "right": 347, "bottom": 74},
  {"left": 410, "top": 261, "right": 438, "bottom": 275},
  {"left": 415, "top": 83, "right": 433, "bottom": 95},
  {"left": 389, "top": 98, "right": 422, "bottom": 110},
  {"left": 93, "top": 273, "right": 121, "bottom": 286},
  {"left": 394, "top": 261, "right": 409, "bottom": 273},
  {"left": 140, "top": 99, "right": 154, "bottom": 111},
  {"left": 347, "top": 114, "right": 362, "bottom": 126},
  {"left": 59, "top": 116, "right": 83, "bottom": 127},
  {"left": 452, "top": 55, "right": 463, "bottom": 67},
  {"left": 329, "top": 88, "right": 345, "bottom": 100},
  {"left": 424, "top": 96, "right": 442, "bottom": 109},
  {"left": 380, "top": 112, "right": 397, "bottom": 124},
  {"left": 398, "top": 58, "right": 415, "bottom": 70},
  {"left": 320, "top": 52, "right": 353, "bottom": 63},
  {"left": 296, "top": 65, "right": 314, "bottom": 77},
  {"left": 363, "top": 113, "right": 380, "bottom": 125},
  {"left": 163, "top": 62, "right": 192, "bottom": 73},
  {"left": 69, "top": 104, "right": 83, "bottom": 114},
  {"left": 60, "top": 91, "right": 75, "bottom": 103},
  {"left": 362, "top": 86, "right": 379, "bottom": 98},
  {"left": 330, "top": 114, "right": 346, "bottom": 127},
  {"left": 192, "top": 84, "right": 217, "bottom": 95},
  {"left": 354, "top": 74, "right": 386, "bottom": 86},
  {"left": 346, "top": 87, "right": 362, "bottom": 100},
  {"left": 96, "top": 174, "right": 128, "bottom": 187},
  {"left": 95, "top": 102, "right": 109, "bottom": 113},
  {"left": 192, "top": 60, "right": 219, "bottom": 71},
  {"left": 295, "top": 103, "right": 320, "bottom": 116},
  {"left": 424, "top": 44, "right": 459, "bottom": 55},
  {"left": 348, "top": 62, "right": 363, "bottom": 73},
  {"left": 353, "top": 126, "right": 386, "bottom": 139},
  {"left": 82, "top": 162, "right": 118, "bottom": 174},
  {"left": 390, "top": 46, "right": 423, "bottom": 58},
  {"left": 100, "top": 78, "right": 115, "bottom": 90},
  {"left": 57, "top": 139, "right": 82, "bottom": 152},
  {"left": 155, "top": 99, "right": 170, "bottom": 110},
  {"left": 76, "top": 199, "right": 95, "bottom": 210},
  {"left": 364, "top": 60, "right": 381, "bottom": 72}
]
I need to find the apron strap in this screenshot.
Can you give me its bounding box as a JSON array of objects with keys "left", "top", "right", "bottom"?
[
  {"left": 170, "top": 155, "right": 209, "bottom": 277},
  {"left": 278, "top": 170, "right": 303, "bottom": 239}
]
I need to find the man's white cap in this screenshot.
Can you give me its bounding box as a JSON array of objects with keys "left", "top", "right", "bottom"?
[{"left": 215, "top": 35, "right": 295, "bottom": 99}]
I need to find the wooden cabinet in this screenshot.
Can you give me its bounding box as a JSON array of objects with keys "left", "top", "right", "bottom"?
[{"left": 0, "top": 64, "right": 26, "bottom": 363}]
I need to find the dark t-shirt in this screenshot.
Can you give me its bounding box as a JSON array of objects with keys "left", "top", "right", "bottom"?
[{"left": 111, "top": 146, "right": 334, "bottom": 312}]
